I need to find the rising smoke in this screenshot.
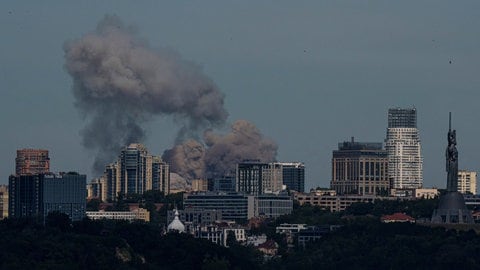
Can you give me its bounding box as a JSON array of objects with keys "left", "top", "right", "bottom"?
[
  {"left": 203, "top": 120, "right": 278, "bottom": 178},
  {"left": 162, "top": 120, "right": 278, "bottom": 180},
  {"left": 64, "top": 15, "right": 228, "bottom": 174},
  {"left": 65, "top": 15, "right": 277, "bottom": 179}
]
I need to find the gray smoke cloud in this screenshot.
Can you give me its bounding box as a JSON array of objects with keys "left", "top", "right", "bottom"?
[
  {"left": 64, "top": 15, "right": 228, "bottom": 174},
  {"left": 163, "top": 120, "right": 278, "bottom": 180},
  {"left": 162, "top": 139, "right": 206, "bottom": 181}
]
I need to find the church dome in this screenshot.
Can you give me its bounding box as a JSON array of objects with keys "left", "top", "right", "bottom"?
[{"left": 167, "top": 209, "right": 185, "bottom": 233}]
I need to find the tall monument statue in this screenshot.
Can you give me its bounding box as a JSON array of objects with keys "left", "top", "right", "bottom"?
[
  {"left": 432, "top": 113, "right": 473, "bottom": 224},
  {"left": 446, "top": 113, "right": 458, "bottom": 192}
]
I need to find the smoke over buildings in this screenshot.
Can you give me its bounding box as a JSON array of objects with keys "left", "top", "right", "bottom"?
[
  {"left": 163, "top": 120, "right": 278, "bottom": 181},
  {"left": 64, "top": 15, "right": 228, "bottom": 173},
  {"left": 203, "top": 120, "right": 278, "bottom": 178},
  {"left": 65, "top": 15, "right": 277, "bottom": 179}
]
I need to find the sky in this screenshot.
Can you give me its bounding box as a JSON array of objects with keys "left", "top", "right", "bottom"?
[{"left": 1, "top": 1, "right": 480, "bottom": 190}]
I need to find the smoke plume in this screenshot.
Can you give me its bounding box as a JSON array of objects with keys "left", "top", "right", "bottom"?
[
  {"left": 64, "top": 15, "right": 228, "bottom": 174},
  {"left": 163, "top": 120, "right": 278, "bottom": 180}
]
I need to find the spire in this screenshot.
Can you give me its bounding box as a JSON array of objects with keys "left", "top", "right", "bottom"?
[{"left": 449, "top": 112, "right": 452, "bottom": 131}]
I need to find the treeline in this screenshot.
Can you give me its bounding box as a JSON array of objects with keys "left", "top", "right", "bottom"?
[
  {"left": 264, "top": 219, "right": 480, "bottom": 270},
  {"left": 0, "top": 214, "right": 262, "bottom": 270}
]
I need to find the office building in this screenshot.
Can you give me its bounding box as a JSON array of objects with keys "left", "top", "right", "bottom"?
[
  {"left": 256, "top": 193, "right": 293, "bottom": 218},
  {"left": 8, "top": 174, "right": 42, "bottom": 218},
  {"left": 236, "top": 161, "right": 283, "bottom": 195},
  {"left": 330, "top": 138, "right": 389, "bottom": 195},
  {"left": 458, "top": 170, "right": 477, "bottom": 195},
  {"left": 167, "top": 208, "right": 222, "bottom": 225},
  {"left": 42, "top": 173, "right": 86, "bottom": 222},
  {"left": 100, "top": 144, "right": 170, "bottom": 201},
  {"left": 208, "top": 175, "right": 236, "bottom": 192},
  {"left": 15, "top": 149, "right": 50, "bottom": 175},
  {"left": 293, "top": 192, "right": 398, "bottom": 212},
  {"left": 280, "top": 162, "right": 305, "bottom": 192},
  {"left": 86, "top": 208, "right": 150, "bottom": 222},
  {"left": 183, "top": 192, "right": 293, "bottom": 221},
  {"left": 385, "top": 108, "right": 423, "bottom": 189},
  {"left": 9, "top": 172, "right": 86, "bottom": 222},
  {"left": 184, "top": 192, "right": 254, "bottom": 221}
]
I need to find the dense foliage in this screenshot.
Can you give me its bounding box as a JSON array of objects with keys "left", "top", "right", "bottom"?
[
  {"left": 0, "top": 214, "right": 261, "bottom": 270},
  {"left": 344, "top": 197, "right": 438, "bottom": 218},
  {"left": 264, "top": 219, "right": 480, "bottom": 270},
  {"left": 4, "top": 198, "right": 479, "bottom": 269}
]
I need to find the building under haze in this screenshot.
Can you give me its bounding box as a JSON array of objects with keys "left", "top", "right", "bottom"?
[
  {"left": 280, "top": 162, "right": 305, "bottom": 192},
  {"left": 236, "top": 160, "right": 284, "bottom": 196},
  {"left": 385, "top": 108, "right": 423, "bottom": 189},
  {"left": 8, "top": 172, "right": 86, "bottom": 222},
  {"left": 330, "top": 138, "right": 389, "bottom": 196},
  {"left": 15, "top": 149, "right": 50, "bottom": 175},
  {"left": 100, "top": 144, "right": 170, "bottom": 201},
  {"left": 458, "top": 170, "right": 477, "bottom": 195}
]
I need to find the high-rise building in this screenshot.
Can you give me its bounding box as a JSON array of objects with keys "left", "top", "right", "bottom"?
[
  {"left": 281, "top": 162, "right": 305, "bottom": 192},
  {"left": 458, "top": 170, "right": 477, "bottom": 195},
  {"left": 330, "top": 138, "right": 389, "bottom": 195},
  {"left": 99, "top": 144, "right": 170, "bottom": 201},
  {"left": 15, "top": 149, "right": 50, "bottom": 175},
  {"left": 9, "top": 172, "right": 86, "bottom": 222},
  {"left": 0, "top": 185, "right": 8, "bottom": 219},
  {"left": 236, "top": 160, "right": 283, "bottom": 196},
  {"left": 385, "top": 108, "right": 423, "bottom": 189}
]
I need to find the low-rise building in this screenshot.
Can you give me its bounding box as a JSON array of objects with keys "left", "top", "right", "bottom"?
[
  {"left": 167, "top": 208, "right": 222, "bottom": 225},
  {"left": 415, "top": 188, "right": 439, "bottom": 199},
  {"left": 381, "top": 213, "right": 415, "bottom": 223},
  {"left": 294, "top": 192, "right": 381, "bottom": 212},
  {"left": 297, "top": 225, "right": 331, "bottom": 248},
  {"left": 184, "top": 192, "right": 293, "bottom": 221},
  {"left": 195, "top": 222, "right": 246, "bottom": 247},
  {"left": 86, "top": 208, "right": 150, "bottom": 222},
  {"left": 276, "top": 223, "right": 307, "bottom": 234}
]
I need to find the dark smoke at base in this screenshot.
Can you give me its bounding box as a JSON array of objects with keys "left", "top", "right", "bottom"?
[
  {"left": 64, "top": 15, "right": 228, "bottom": 175},
  {"left": 163, "top": 120, "right": 278, "bottom": 181}
]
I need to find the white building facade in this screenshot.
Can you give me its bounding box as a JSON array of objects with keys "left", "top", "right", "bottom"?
[
  {"left": 385, "top": 108, "right": 423, "bottom": 189},
  {"left": 458, "top": 170, "right": 477, "bottom": 194}
]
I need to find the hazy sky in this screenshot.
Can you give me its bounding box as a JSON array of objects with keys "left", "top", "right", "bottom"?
[{"left": 1, "top": 1, "right": 480, "bottom": 190}]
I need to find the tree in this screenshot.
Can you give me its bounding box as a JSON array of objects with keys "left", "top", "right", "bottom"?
[{"left": 45, "top": 211, "right": 71, "bottom": 232}]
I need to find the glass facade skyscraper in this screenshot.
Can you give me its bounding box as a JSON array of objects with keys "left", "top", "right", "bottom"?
[{"left": 9, "top": 172, "right": 86, "bottom": 222}]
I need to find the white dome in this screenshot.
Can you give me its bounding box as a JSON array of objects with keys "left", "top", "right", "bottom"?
[{"left": 167, "top": 209, "right": 185, "bottom": 233}]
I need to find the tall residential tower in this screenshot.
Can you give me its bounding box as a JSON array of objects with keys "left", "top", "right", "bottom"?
[
  {"left": 385, "top": 108, "right": 423, "bottom": 189},
  {"left": 15, "top": 149, "right": 50, "bottom": 175},
  {"left": 97, "top": 144, "right": 170, "bottom": 201}
]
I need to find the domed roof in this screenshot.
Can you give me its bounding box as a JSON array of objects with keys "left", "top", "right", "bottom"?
[{"left": 167, "top": 209, "right": 185, "bottom": 233}]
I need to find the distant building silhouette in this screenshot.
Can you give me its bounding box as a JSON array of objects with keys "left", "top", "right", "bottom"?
[
  {"left": 330, "top": 137, "right": 389, "bottom": 195},
  {"left": 15, "top": 149, "right": 50, "bottom": 175},
  {"left": 385, "top": 108, "right": 423, "bottom": 189}
]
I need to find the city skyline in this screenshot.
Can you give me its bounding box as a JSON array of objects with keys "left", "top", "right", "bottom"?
[{"left": 2, "top": 2, "right": 480, "bottom": 190}]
